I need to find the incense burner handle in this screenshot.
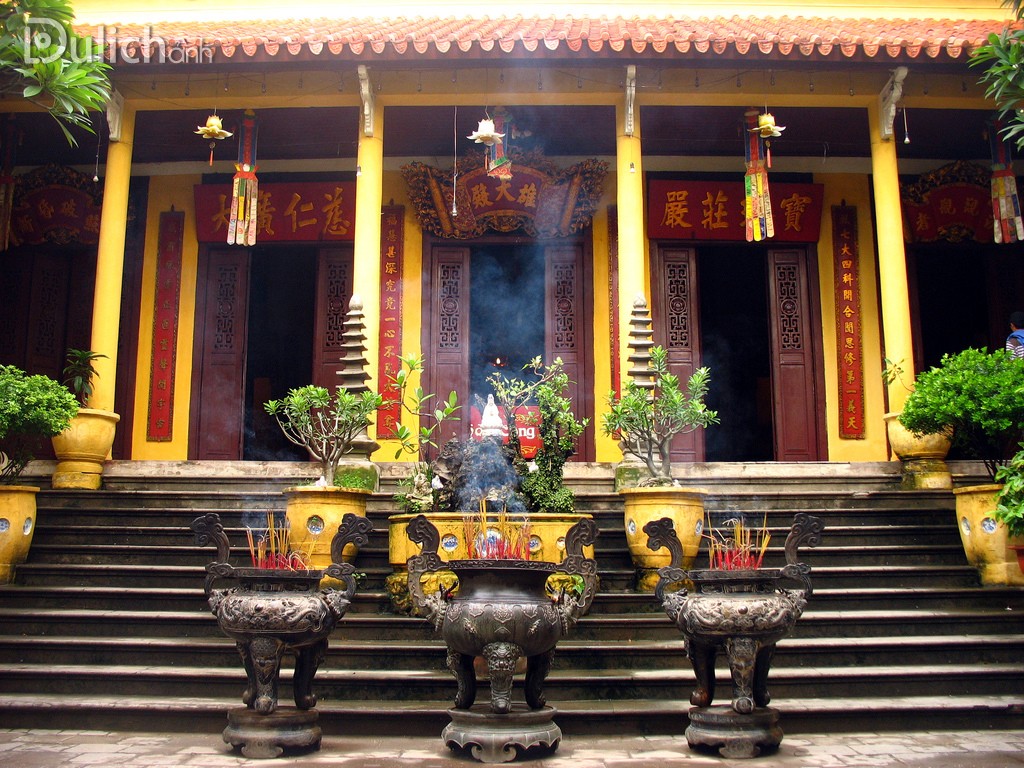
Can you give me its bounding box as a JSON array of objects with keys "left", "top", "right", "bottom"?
[
  {"left": 780, "top": 513, "right": 825, "bottom": 596},
  {"left": 405, "top": 514, "right": 450, "bottom": 627},
  {"left": 191, "top": 512, "right": 235, "bottom": 595},
  {"left": 323, "top": 513, "right": 375, "bottom": 600},
  {"left": 552, "top": 517, "right": 599, "bottom": 626},
  {"left": 643, "top": 517, "right": 689, "bottom": 606}
]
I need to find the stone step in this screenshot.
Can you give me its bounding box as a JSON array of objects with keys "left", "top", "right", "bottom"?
[
  {"left": 0, "top": 660, "right": 1020, "bottom": 708},
  {"left": 1, "top": 634, "right": 1021, "bottom": 671},
  {"left": 0, "top": 688, "right": 1020, "bottom": 738}
]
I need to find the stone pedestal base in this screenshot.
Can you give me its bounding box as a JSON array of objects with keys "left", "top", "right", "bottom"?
[
  {"left": 686, "top": 705, "right": 782, "bottom": 759},
  {"left": 443, "top": 704, "right": 561, "bottom": 763},
  {"left": 899, "top": 457, "right": 952, "bottom": 490},
  {"left": 51, "top": 470, "right": 102, "bottom": 490},
  {"left": 223, "top": 707, "right": 321, "bottom": 759}
]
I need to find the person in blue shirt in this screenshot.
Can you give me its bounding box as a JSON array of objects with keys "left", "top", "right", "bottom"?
[{"left": 1005, "top": 311, "right": 1024, "bottom": 359}]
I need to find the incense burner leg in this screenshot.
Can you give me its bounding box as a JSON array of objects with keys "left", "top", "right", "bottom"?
[
  {"left": 247, "top": 635, "right": 286, "bottom": 714},
  {"left": 482, "top": 641, "right": 522, "bottom": 715},
  {"left": 725, "top": 635, "right": 759, "bottom": 714},
  {"left": 753, "top": 643, "right": 776, "bottom": 708},
  {"left": 237, "top": 641, "right": 257, "bottom": 708},
  {"left": 524, "top": 649, "right": 554, "bottom": 709},
  {"left": 688, "top": 640, "right": 718, "bottom": 707},
  {"left": 293, "top": 639, "right": 327, "bottom": 710},
  {"left": 447, "top": 650, "right": 478, "bottom": 710}
]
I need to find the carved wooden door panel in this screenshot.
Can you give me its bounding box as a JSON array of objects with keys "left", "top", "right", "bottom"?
[
  {"left": 767, "top": 248, "right": 822, "bottom": 461},
  {"left": 425, "top": 246, "right": 472, "bottom": 444},
  {"left": 191, "top": 247, "right": 250, "bottom": 460},
  {"left": 651, "top": 245, "right": 704, "bottom": 462},
  {"left": 312, "top": 247, "right": 354, "bottom": 391},
  {"left": 544, "top": 243, "right": 594, "bottom": 461}
]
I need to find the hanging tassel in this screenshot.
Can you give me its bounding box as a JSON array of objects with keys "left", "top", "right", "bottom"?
[
  {"left": 228, "top": 110, "right": 259, "bottom": 246},
  {"left": 989, "top": 119, "right": 1023, "bottom": 244}
]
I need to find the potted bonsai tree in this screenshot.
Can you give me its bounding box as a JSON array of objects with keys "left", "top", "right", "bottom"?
[
  {"left": 264, "top": 385, "right": 383, "bottom": 572},
  {"left": 881, "top": 357, "right": 952, "bottom": 489},
  {"left": 0, "top": 364, "right": 78, "bottom": 583},
  {"left": 602, "top": 344, "right": 719, "bottom": 591},
  {"left": 51, "top": 349, "right": 120, "bottom": 490},
  {"left": 898, "top": 347, "right": 1024, "bottom": 585},
  {"left": 487, "top": 356, "right": 595, "bottom": 566}
]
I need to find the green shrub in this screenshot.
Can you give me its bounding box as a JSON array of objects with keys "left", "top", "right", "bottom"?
[{"left": 0, "top": 365, "right": 78, "bottom": 482}]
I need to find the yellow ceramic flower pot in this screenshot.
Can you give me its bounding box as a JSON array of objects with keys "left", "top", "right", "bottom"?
[
  {"left": 622, "top": 486, "right": 707, "bottom": 592},
  {"left": 953, "top": 483, "right": 1024, "bottom": 586},
  {"left": 51, "top": 408, "right": 120, "bottom": 490},
  {"left": 283, "top": 485, "right": 371, "bottom": 569},
  {"left": 0, "top": 485, "right": 39, "bottom": 583}
]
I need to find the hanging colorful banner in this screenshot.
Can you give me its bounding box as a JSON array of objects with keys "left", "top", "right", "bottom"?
[
  {"left": 377, "top": 205, "right": 404, "bottom": 439},
  {"left": 832, "top": 205, "right": 865, "bottom": 440},
  {"left": 744, "top": 109, "right": 773, "bottom": 242},
  {"left": 194, "top": 181, "right": 355, "bottom": 243},
  {"left": 147, "top": 210, "right": 184, "bottom": 442},
  {"left": 647, "top": 180, "right": 823, "bottom": 242},
  {"left": 227, "top": 109, "right": 259, "bottom": 246},
  {"left": 988, "top": 120, "right": 1024, "bottom": 244}
]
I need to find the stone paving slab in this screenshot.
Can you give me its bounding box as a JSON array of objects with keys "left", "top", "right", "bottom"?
[{"left": 0, "top": 729, "right": 1021, "bottom": 768}]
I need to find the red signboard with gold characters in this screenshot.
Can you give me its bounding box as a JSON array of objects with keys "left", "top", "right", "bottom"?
[
  {"left": 194, "top": 181, "right": 356, "bottom": 243},
  {"left": 147, "top": 210, "right": 184, "bottom": 441},
  {"left": 376, "top": 206, "right": 404, "bottom": 439},
  {"left": 832, "top": 205, "right": 865, "bottom": 440},
  {"left": 647, "top": 180, "right": 823, "bottom": 242}
]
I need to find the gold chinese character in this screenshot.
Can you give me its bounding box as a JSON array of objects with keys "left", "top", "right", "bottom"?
[
  {"left": 662, "top": 189, "right": 692, "bottom": 229},
  {"left": 284, "top": 192, "right": 317, "bottom": 230},
  {"left": 701, "top": 190, "right": 729, "bottom": 230},
  {"left": 779, "top": 193, "right": 811, "bottom": 232}
]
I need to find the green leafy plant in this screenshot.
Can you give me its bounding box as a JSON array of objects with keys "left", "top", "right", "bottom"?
[
  {"left": 995, "top": 443, "right": 1024, "bottom": 538},
  {"left": 899, "top": 347, "right": 1024, "bottom": 478},
  {"left": 62, "top": 348, "right": 106, "bottom": 407},
  {"left": 388, "top": 353, "right": 460, "bottom": 513},
  {"left": 0, "top": 0, "right": 112, "bottom": 146},
  {"left": 602, "top": 345, "right": 719, "bottom": 486},
  {"left": 264, "top": 385, "right": 383, "bottom": 487},
  {"left": 488, "top": 356, "right": 589, "bottom": 515},
  {"left": 0, "top": 364, "right": 78, "bottom": 482},
  {"left": 970, "top": 0, "right": 1024, "bottom": 149}
]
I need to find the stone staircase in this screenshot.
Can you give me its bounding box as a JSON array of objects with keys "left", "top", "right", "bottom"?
[{"left": 0, "top": 460, "right": 1022, "bottom": 736}]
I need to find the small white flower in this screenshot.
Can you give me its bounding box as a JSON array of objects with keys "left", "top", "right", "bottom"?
[
  {"left": 527, "top": 461, "right": 539, "bottom": 473},
  {"left": 431, "top": 475, "right": 444, "bottom": 490}
]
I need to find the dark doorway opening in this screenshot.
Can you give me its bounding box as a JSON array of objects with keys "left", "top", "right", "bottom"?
[
  {"left": 469, "top": 243, "right": 546, "bottom": 401},
  {"left": 698, "top": 247, "right": 774, "bottom": 461},
  {"left": 909, "top": 244, "right": 1024, "bottom": 371},
  {"left": 243, "top": 246, "right": 317, "bottom": 461}
]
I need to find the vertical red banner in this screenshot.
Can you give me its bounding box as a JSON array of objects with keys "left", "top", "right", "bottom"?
[
  {"left": 147, "top": 210, "right": 184, "bottom": 441},
  {"left": 377, "top": 206, "right": 404, "bottom": 438},
  {"left": 832, "top": 205, "right": 865, "bottom": 439}
]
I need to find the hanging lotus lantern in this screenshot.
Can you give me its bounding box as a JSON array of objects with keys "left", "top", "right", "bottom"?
[
  {"left": 195, "top": 113, "right": 233, "bottom": 166},
  {"left": 749, "top": 112, "right": 785, "bottom": 139},
  {"left": 467, "top": 116, "right": 504, "bottom": 146}
]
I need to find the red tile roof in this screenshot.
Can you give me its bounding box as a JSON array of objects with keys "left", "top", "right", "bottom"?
[{"left": 86, "top": 15, "right": 1012, "bottom": 63}]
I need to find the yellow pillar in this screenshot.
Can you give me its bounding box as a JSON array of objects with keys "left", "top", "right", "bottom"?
[
  {"left": 89, "top": 101, "right": 136, "bottom": 413},
  {"left": 352, "top": 107, "right": 383, "bottom": 396},
  {"left": 867, "top": 100, "right": 915, "bottom": 412},
  {"left": 615, "top": 101, "right": 647, "bottom": 387}
]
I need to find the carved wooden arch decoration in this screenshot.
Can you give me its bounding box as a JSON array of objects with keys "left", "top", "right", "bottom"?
[
  {"left": 402, "top": 148, "right": 607, "bottom": 239},
  {"left": 11, "top": 164, "right": 105, "bottom": 246}
]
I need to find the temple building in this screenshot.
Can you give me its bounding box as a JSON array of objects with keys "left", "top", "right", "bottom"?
[{"left": 1, "top": 0, "right": 1020, "bottom": 467}]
